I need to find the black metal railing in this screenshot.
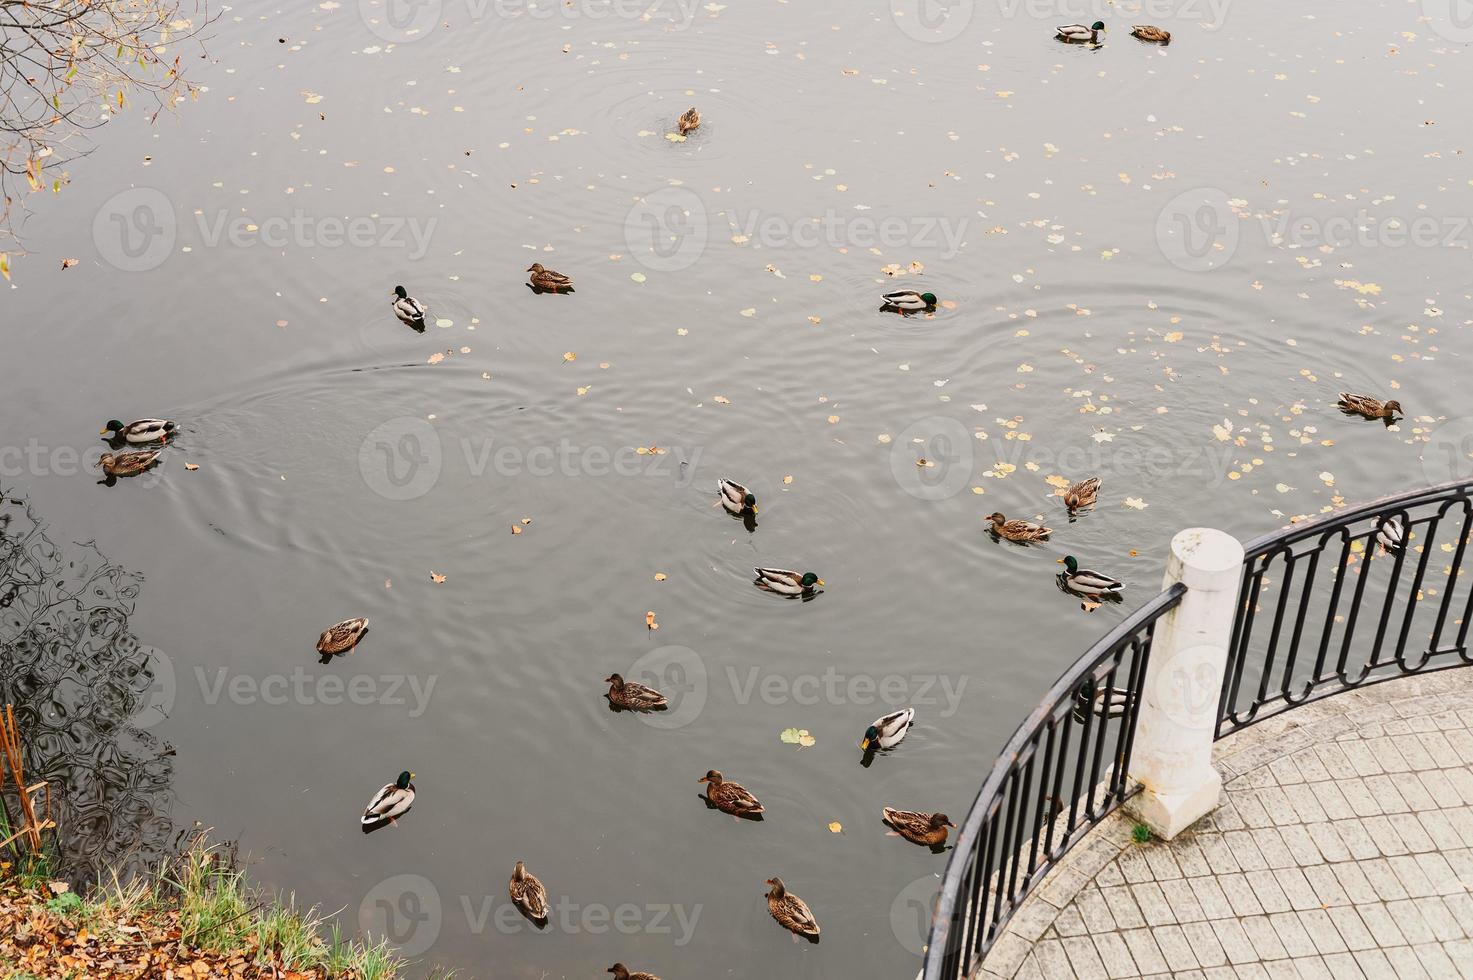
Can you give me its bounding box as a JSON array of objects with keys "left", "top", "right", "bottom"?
[
  {"left": 1218, "top": 478, "right": 1473, "bottom": 737},
  {"left": 920, "top": 583, "right": 1184, "bottom": 980}
]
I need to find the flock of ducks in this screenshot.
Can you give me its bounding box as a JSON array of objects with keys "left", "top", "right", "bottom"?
[{"left": 89, "top": 56, "right": 1416, "bottom": 966}]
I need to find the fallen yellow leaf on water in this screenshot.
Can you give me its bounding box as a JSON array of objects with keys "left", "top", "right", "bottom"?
[
  {"left": 828, "top": 822, "right": 843, "bottom": 834},
  {"left": 1164, "top": 330, "right": 1184, "bottom": 343},
  {"left": 665, "top": 132, "right": 687, "bottom": 142},
  {"left": 184, "top": 463, "right": 200, "bottom": 471},
  {"left": 827, "top": 415, "right": 840, "bottom": 424},
  {"left": 430, "top": 572, "right": 447, "bottom": 583},
  {"left": 562, "top": 351, "right": 576, "bottom": 362},
  {"left": 511, "top": 525, "right": 522, "bottom": 534},
  {"left": 783, "top": 475, "right": 794, "bottom": 485},
  {"left": 654, "top": 572, "right": 667, "bottom": 581},
  {"left": 1123, "top": 497, "right": 1148, "bottom": 510},
  {"left": 577, "top": 386, "right": 591, "bottom": 396},
  {"left": 61, "top": 258, "right": 79, "bottom": 270},
  {"left": 646, "top": 610, "right": 659, "bottom": 630},
  {"left": 713, "top": 395, "right": 731, "bottom": 404},
  {"left": 521, "top": 517, "right": 533, "bottom": 525},
  {"left": 427, "top": 352, "right": 445, "bottom": 364}
]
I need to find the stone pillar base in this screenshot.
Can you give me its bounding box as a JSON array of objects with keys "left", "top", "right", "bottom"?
[{"left": 1126, "top": 768, "right": 1222, "bottom": 840}]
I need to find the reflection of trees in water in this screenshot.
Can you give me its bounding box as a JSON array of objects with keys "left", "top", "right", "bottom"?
[{"left": 0, "top": 490, "right": 174, "bottom": 886}]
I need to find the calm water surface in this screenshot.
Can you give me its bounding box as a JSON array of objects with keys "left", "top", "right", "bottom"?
[{"left": 2, "top": 0, "right": 1470, "bottom": 976}]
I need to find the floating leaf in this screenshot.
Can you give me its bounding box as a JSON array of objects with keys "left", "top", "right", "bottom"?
[
  {"left": 430, "top": 571, "right": 447, "bottom": 583},
  {"left": 654, "top": 572, "right": 667, "bottom": 581},
  {"left": 646, "top": 610, "right": 659, "bottom": 630},
  {"left": 828, "top": 821, "right": 843, "bottom": 834},
  {"left": 184, "top": 463, "right": 199, "bottom": 471},
  {"left": 562, "top": 351, "right": 576, "bottom": 363}
]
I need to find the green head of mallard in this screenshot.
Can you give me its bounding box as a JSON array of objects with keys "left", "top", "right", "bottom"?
[
  {"left": 861, "top": 724, "right": 881, "bottom": 752},
  {"left": 801, "top": 572, "right": 822, "bottom": 588},
  {"left": 393, "top": 285, "right": 410, "bottom": 299},
  {"left": 920, "top": 292, "right": 938, "bottom": 306},
  {"left": 1090, "top": 20, "right": 1105, "bottom": 30},
  {"left": 1058, "top": 555, "right": 1080, "bottom": 574},
  {"left": 101, "top": 420, "right": 125, "bottom": 436},
  {"left": 744, "top": 492, "right": 758, "bottom": 513},
  {"left": 395, "top": 770, "right": 414, "bottom": 789}
]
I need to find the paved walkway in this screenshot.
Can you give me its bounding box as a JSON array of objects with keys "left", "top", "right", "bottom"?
[{"left": 977, "top": 669, "right": 1473, "bottom": 980}]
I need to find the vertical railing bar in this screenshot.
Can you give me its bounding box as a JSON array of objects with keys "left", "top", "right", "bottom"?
[
  {"left": 1394, "top": 511, "right": 1439, "bottom": 670},
  {"left": 1042, "top": 712, "right": 1074, "bottom": 860},
  {"left": 1218, "top": 561, "right": 1261, "bottom": 737},
  {"left": 994, "top": 768, "right": 1023, "bottom": 923},
  {"left": 1367, "top": 514, "right": 1413, "bottom": 668},
  {"left": 1256, "top": 551, "right": 1300, "bottom": 708},
  {"left": 1084, "top": 657, "right": 1121, "bottom": 818},
  {"left": 1026, "top": 722, "right": 1060, "bottom": 880},
  {"left": 1428, "top": 499, "right": 1472, "bottom": 653},
  {"left": 1282, "top": 546, "right": 1322, "bottom": 701},
  {"left": 1109, "top": 635, "right": 1147, "bottom": 801},
  {"left": 1335, "top": 528, "right": 1380, "bottom": 683},
  {"left": 1223, "top": 561, "right": 1269, "bottom": 726},
  {"left": 1119, "top": 630, "right": 1154, "bottom": 784},
  {"left": 1005, "top": 752, "right": 1039, "bottom": 907},
  {"left": 1310, "top": 530, "right": 1354, "bottom": 683}
]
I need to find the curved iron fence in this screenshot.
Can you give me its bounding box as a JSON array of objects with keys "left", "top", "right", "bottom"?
[
  {"left": 921, "top": 583, "right": 1185, "bottom": 980},
  {"left": 1218, "top": 478, "right": 1473, "bottom": 737},
  {"left": 921, "top": 478, "right": 1473, "bottom": 980}
]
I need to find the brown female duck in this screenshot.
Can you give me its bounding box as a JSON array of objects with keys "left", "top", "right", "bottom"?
[
  {"left": 987, "top": 512, "right": 1052, "bottom": 542},
  {"left": 605, "top": 673, "right": 668, "bottom": 712},
  {"left": 882, "top": 808, "right": 956, "bottom": 847},
  {"left": 699, "top": 769, "right": 764, "bottom": 817},
  {"left": 765, "top": 876, "right": 820, "bottom": 938}
]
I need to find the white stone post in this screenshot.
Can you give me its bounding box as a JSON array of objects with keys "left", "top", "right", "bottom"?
[{"left": 1126, "top": 527, "right": 1246, "bottom": 840}]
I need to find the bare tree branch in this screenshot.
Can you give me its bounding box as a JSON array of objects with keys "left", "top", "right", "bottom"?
[{"left": 0, "top": 0, "right": 212, "bottom": 275}]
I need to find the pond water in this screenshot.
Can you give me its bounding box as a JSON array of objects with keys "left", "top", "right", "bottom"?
[{"left": 2, "top": 0, "right": 1470, "bottom": 976}]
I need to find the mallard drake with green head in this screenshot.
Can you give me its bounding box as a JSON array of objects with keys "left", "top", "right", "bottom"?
[
  {"left": 699, "top": 769, "right": 765, "bottom": 817},
  {"left": 678, "top": 106, "right": 701, "bottom": 135},
  {"left": 1057, "top": 556, "right": 1124, "bottom": 595},
  {"left": 765, "top": 877, "right": 820, "bottom": 938},
  {"left": 882, "top": 808, "right": 955, "bottom": 847},
  {"left": 881, "top": 289, "right": 938, "bottom": 314},
  {"left": 1057, "top": 20, "right": 1105, "bottom": 42},
  {"left": 1130, "top": 24, "right": 1171, "bottom": 42},
  {"left": 317, "top": 617, "right": 369, "bottom": 655},
  {"left": 861, "top": 707, "right": 915, "bottom": 753},
  {"left": 1338, "top": 393, "right": 1402, "bottom": 420},
  {"left": 527, "top": 263, "right": 573, "bottom": 293},
  {"left": 718, "top": 479, "right": 757, "bottom": 516},
  {"left": 102, "top": 419, "right": 176, "bottom": 444},
  {"left": 391, "top": 285, "right": 427, "bottom": 328},
  {"left": 1063, "top": 476, "right": 1101, "bottom": 511},
  {"left": 361, "top": 770, "right": 415, "bottom": 827},
  {"left": 987, "top": 512, "right": 1052, "bottom": 542},
  {"left": 605, "top": 673, "right": 668, "bottom": 712},
  {"left": 98, "top": 450, "right": 161, "bottom": 479},
  {"left": 509, "top": 861, "right": 549, "bottom": 922},
  {"left": 608, "top": 965, "right": 660, "bottom": 980},
  {"left": 754, "top": 567, "right": 823, "bottom": 596}
]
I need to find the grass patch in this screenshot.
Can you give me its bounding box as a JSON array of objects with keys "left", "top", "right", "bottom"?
[
  {"left": 1131, "top": 822, "right": 1154, "bottom": 844},
  {"left": 1, "top": 832, "right": 447, "bottom": 979}
]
